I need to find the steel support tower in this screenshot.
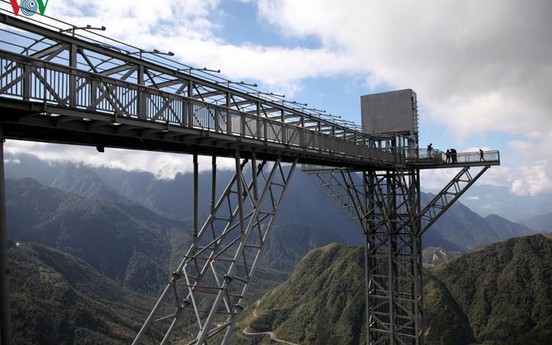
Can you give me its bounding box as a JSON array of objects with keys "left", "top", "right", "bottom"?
[
  {"left": 0, "top": 10, "right": 500, "bottom": 345},
  {"left": 307, "top": 164, "right": 492, "bottom": 344}
]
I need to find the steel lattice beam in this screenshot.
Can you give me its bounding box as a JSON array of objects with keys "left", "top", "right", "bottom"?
[
  {"left": 0, "top": 13, "right": 383, "bottom": 148},
  {"left": 360, "top": 170, "right": 422, "bottom": 345}
]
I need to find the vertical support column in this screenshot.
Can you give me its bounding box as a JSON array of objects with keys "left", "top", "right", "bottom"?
[
  {"left": 364, "top": 169, "right": 422, "bottom": 345},
  {"left": 364, "top": 223, "right": 370, "bottom": 345},
  {"left": 23, "top": 61, "right": 31, "bottom": 102},
  {"left": 412, "top": 169, "right": 423, "bottom": 342},
  {"left": 235, "top": 152, "right": 245, "bottom": 234},
  {"left": 256, "top": 101, "right": 262, "bottom": 140},
  {"left": 386, "top": 172, "right": 396, "bottom": 345},
  {"left": 68, "top": 44, "right": 77, "bottom": 108},
  {"left": 341, "top": 169, "right": 423, "bottom": 345},
  {"left": 185, "top": 80, "right": 193, "bottom": 127},
  {"left": 193, "top": 153, "right": 199, "bottom": 239},
  {"left": 226, "top": 92, "right": 232, "bottom": 134},
  {"left": 137, "top": 64, "right": 146, "bottom": 120},
  {"left": 280, "top": 109, "right": 286, "bottom": 144},
  {"left": 211, "top": 156, "right": 217, "bottom": 215},
  {"left": 362, "top": 171, "right": 370, "bottom": 345},
  {"left": 0, "top": 125, "right": 13, "bottom": 345}
]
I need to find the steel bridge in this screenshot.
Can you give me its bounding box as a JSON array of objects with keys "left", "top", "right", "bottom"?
[{"left": 0, "top": 10, "right": 499, "bottom": 345}]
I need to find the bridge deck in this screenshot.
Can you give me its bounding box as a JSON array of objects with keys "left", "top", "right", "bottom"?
[
  {"left": 0, "top": 96, "right": 396, "bottom": 169},
  {"left": 0, "top": 13, "right": 500, "bottom": 171}
]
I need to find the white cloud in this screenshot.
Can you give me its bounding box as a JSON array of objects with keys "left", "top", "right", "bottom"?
[
  {"left": 4, "top": 140, "right": 235, "bottom": 180},
  {"left": 3, "top": 158, "right": 20, "bottom": 165},
  {"left": 250, "top": 0, "right": 552, "bottom": 194},
  {"left": 42, "top": 0, "right": 357, "bottom": 97},
  {"left": 51, "top": 0, "right": 222, "bottom": 39},
  {"left": 251, "top": 0, "right": 552, "bottom": 131}
]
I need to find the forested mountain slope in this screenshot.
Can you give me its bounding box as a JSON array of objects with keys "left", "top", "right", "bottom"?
[
  {"left": 246, "top": 235, "right": 552, "bottom": 345},
  {"left": 8, "top": 242, "right": 153, "bottom": 345}
]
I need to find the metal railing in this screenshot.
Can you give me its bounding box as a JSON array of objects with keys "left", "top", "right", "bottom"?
[{"left": 0, "top": 51, "right": 396, "bottom": 165}]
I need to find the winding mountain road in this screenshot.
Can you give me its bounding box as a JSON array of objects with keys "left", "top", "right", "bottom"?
[{"left": 242, "top": 300, "right": 300, "bottom": 345}]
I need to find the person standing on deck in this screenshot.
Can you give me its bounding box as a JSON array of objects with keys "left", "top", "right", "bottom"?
[{"left": 450, "top": 148, "right": 457, "bottom": 163}]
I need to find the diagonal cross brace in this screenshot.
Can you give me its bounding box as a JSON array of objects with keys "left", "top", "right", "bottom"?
[{"left": 419, "top": 166, "right": 489, "bottom": 235}]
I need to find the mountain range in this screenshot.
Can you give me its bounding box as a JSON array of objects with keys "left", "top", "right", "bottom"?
[
  {"left": 5, "top": 154, "right": 544, "bottom": 252},
  {"left": 6, "top": 177, "right": 186, "bottom": 295},
  {"left": 461, "top": 184, "right": 552, "bottom": 221}
]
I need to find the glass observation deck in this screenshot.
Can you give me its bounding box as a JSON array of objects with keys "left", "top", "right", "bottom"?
[{"left": 407, "top": 149, "right": 500, "bottom": 169}]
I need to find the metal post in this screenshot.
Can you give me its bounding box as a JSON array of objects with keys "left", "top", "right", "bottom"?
[
  {"left": 413, "top": 169, "right": 423, "bottom": 343},
  {"left": 362, "top": 171, "right": 370, "bottom": 345},
  {"left": 364, "top": 231, "right": 370, "bottom": 345},
  {"left": 193, "top": 153, "right": 199, "bottom": 239},
  {"left": 0, "top": 125, "right": 13, "bottom": 345},
  {"left": 211, "top": 156, "right": 217, "bottom": 214},
  {"left": 235, "top": 152, "right": 245, "bottom": 234}
]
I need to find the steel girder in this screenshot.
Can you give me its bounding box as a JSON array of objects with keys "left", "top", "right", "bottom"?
[{"left": 132, "top": 153, "right": 297, "bottom": 345}]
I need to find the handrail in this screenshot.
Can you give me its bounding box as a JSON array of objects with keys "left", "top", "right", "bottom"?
[{"left": 0, "top": 51, "right": 398, "bottom": 165}]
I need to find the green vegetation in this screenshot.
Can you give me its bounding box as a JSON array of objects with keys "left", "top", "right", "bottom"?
[
  {"left": 423, "top": 270, "right": 474, "bottom": 345},
  {"left": 6, "top": 177, "right": 189, "bottom": 295},
  {"left": 8, "top": 243, "right": 154, "bottom": 345},
  {"left": 249, "top": 235, "right": 552, "bottom": 345},
  {"left": 253, "top": 244, "right": 366, "bottom": 344},
  {"left": 433, "top": 234, "right": 552, "bottom": 345},
  {"left": 5, "top": 175, "right": 552, "bottom": 344}
]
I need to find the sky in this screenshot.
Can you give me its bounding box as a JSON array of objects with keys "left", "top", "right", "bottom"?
[{"left": 2, "top": 0, "right": 552, "bottom": 196}]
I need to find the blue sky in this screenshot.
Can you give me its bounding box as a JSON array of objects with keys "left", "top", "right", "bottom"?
[{"left": 2, "top": 0, "right": 552, "bottom": 196}]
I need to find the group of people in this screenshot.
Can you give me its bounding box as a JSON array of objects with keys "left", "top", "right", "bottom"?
[
  {"left": 436, "top": 146, "right": 485, "bottom": 163},
  {"left": 445, "top": 148, "right": 457, "bottom": 163},
  {"left": 428, "top": 143, "right": 458, "bottom": 163}
]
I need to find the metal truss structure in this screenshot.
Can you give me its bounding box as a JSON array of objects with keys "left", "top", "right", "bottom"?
[
  {"left": 0, "top": 10, "right": 501, "bottom": 345},
  {"left": 132, "top": 154, "right": 297, "bottom": 345}
]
